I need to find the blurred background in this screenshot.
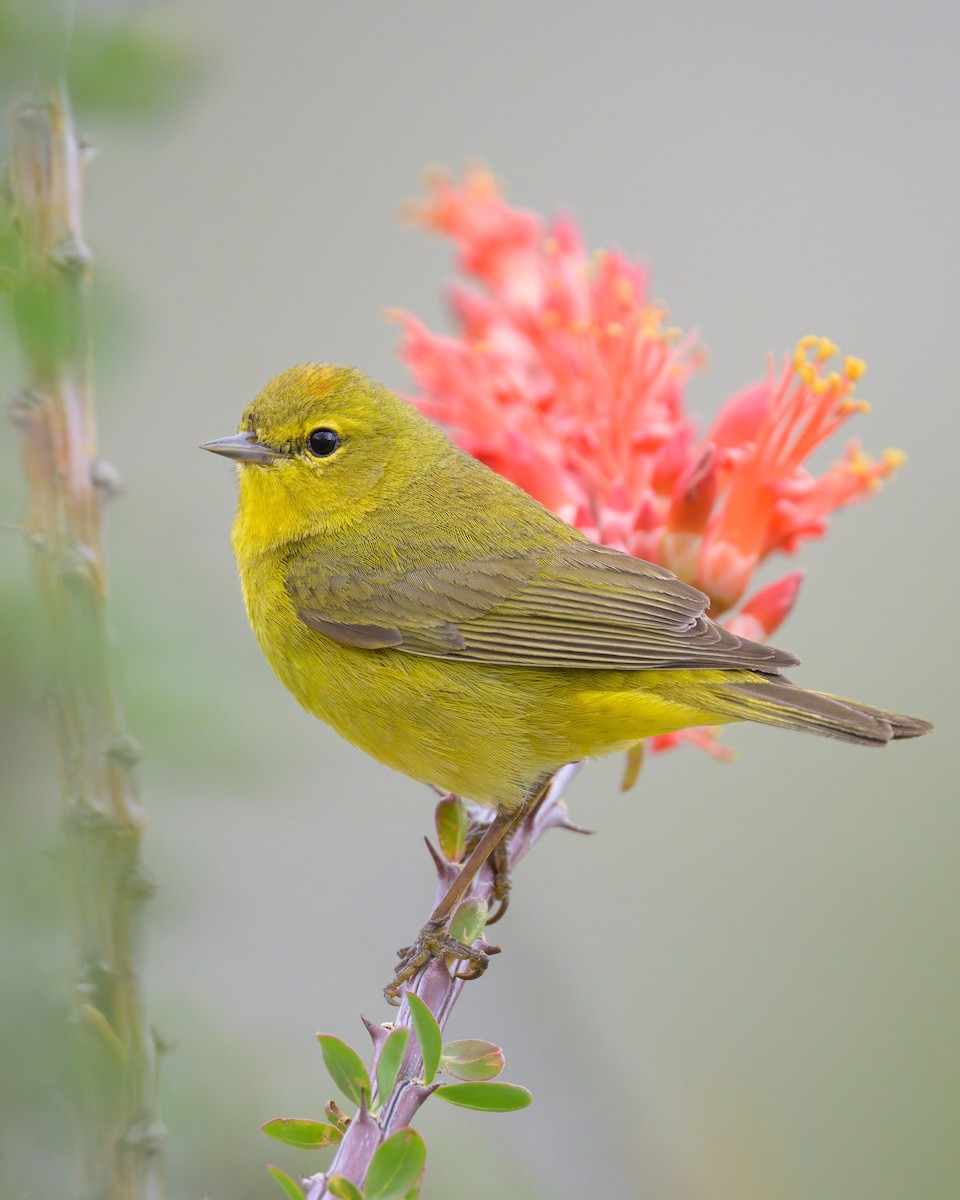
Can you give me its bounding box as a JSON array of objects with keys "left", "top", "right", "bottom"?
[{"left": 1, "top": 1, "right": 957, "bottom": 1197}]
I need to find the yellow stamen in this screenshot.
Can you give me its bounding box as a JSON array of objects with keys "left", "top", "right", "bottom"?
[
  {"left": 794, "top": 335, "right": 820, "bottom": 369},
  {"left": 839, "top": 398, "right": 871, "bottom": 415},
  {"left": 817, "top": 337, "right": 839, "bottom": 362},
  {"left": 639, "top": 305, "right": 666, "bottom": 337},
  {"left": 843, "top": 355, "right": 866, "bottom": 381},
  {"left": 883, "top": 447, "right": 907, "bottom": 471}
]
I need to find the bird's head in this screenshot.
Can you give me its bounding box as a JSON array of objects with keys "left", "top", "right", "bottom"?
[{"left": 203, "top": 364, "right": 446, "bottom": 549}]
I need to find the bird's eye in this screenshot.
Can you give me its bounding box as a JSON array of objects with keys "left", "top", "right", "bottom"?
[{"left": 307, "top": 428, "right": 341, "bottom": 458}]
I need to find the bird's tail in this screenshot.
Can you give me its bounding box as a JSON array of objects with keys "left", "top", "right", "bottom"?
[{"left": 703, "top": 676, "right": 932, "bottom": 746}]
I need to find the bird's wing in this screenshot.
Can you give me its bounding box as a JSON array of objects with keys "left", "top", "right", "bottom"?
[{"left": 286, "top": 540, "right": 797, "bottom": 673}]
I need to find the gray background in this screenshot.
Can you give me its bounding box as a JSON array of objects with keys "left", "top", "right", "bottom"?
[{"left": 2, "top": 2, "right": 957, "bottom": 1197}]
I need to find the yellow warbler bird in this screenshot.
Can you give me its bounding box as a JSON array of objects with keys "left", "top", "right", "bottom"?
[{"left": 203, "top": 364, "right": 930, "bottom": 995}]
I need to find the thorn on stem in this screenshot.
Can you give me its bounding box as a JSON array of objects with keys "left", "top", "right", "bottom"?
[
  {"left": 9, "top": 387, "right": 42, "bottom": 426},
  {"left": 360, "top": 1014, "right": 388, "bottom": 1051},
  {"left": 557, "top": 816, "right": 596, "bottom": 836},
  {"left": 150, "top": 1025, "right": 176, "bottom": 1055},
  {"left": 91, "top": 458, "right": 122, "bottom": 496},
  {"left": 123, "top": 864, "right": 158, "bottom": 901},
  {"left": 424, "top": 837, "right": 457, "bottom": 884},
  {"left": 121, "top": 1118, "right": 168, "bottom": 1151},
  {"left": 51, "top": 236, "right": 92, "bottom": 273},
  {"left": 106, "top": 734, "right": 142, "bottom": 767}
]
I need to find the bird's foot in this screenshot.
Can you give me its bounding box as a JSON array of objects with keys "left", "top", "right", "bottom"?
[
  {"left": 384, "top": 916, "right": 494, "bottom": 1006},
  {"left": 486, "top": 837, "right": 512, "bottom": 924},
  {"left": 463, "top": 817, "right": 513, "bottom": 925}
]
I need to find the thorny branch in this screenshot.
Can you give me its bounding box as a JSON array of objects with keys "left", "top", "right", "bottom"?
[
  {"left": 305, "top": 763, "right": 588, "bottom": 1197},
  {"left": 8, "top": 88, "right": 163, "bottom": 1200}
]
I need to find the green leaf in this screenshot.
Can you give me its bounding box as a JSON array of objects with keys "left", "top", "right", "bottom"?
[
  {"left": 435, "top": 795, "right": 468, "bottom": 862},
  {"left": 317, "top": 1035, "right": 371, "bottom": 1107},
  {"left": 447, "top": 898, "right": 488, "bottom": 946},
  {"left": 376, "top": 1026, "right": 409, "bottom": 1102},
  {"left": 365, "top": 1129, "right": 427, "bottom": 1200},
  {"left": 439, "top": 1039, "right": 505, "bottom": 1081},
  {"left": 434, "top": 1082, "right": 532, "bottom": 1112},
  {"left": 261, "top": 1117, "right": 342, "bottom": 1149},
  {"left": 404, "top": 993, "right": 442, "bottom": 1085},
  {"left": 328, "top": 1176, "right": 365, "bottom": 1200},
  {"left": 67, "top": 19, "right": 205, "bottom": 118},
  {"left": 267, "top": 1165, "right": 304, "bottom": 1200}
]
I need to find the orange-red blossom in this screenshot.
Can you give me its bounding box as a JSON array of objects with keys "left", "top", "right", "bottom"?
[{"left": 395, "top": 169, "right": 903, "bottom": 757}]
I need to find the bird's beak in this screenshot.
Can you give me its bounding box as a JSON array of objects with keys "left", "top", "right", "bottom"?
[{"left": 200, "top": 432, "right": 282, "bottom": 465}]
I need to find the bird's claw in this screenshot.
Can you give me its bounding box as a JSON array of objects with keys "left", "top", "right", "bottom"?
[
  {"left": 453, "top": 956, "right": 490, "bottom": 982},
  {"left": 484, "top": 837, "right": 512, "bottom": 924},
  {"left": 485, "top": 880, "right": 511, "bottom": 925},
  {"left": 384, "top": 917, "right": 492, "bottom": 1005}
]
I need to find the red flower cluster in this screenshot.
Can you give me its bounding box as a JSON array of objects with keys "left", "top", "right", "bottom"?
[{"left": 395, "top": 169, "right": 904, "bottom": 757}]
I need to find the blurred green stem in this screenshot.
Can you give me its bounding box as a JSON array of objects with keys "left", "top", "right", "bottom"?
[{"left": 9, "top": 87, "right": 164, "bottom": 1198}]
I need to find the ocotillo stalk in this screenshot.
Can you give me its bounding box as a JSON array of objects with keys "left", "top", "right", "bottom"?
[{"left": 8, "top": 87, "right": 163, "bottom": 1200}]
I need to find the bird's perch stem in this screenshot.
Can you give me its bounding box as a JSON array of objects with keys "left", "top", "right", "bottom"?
[
  {"left": 306, "top": 764, "right": 587, "bottom": 1197},
  {"left": 8, "top": 88, "right": 163, "bottom": 1198}
]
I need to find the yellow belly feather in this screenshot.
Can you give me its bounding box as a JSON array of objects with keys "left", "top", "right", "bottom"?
[{"left": 240, "top": 553, "right": 726, "bottom": 810}]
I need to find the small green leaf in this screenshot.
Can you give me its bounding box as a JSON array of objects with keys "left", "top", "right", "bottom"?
[
  {"left": 376, "top": 1026, "right": 409, "bottom": 1102},
  {"left": 448, "top": 898, "right": 487, "bottom": 945},
  {"left": 434, "top": 1082, "right": 532, "bottom": 1112},
  {"left": 328, "top": 1176, "right": 365, "bottom": 1200},
  {"left": 267, "top": 1165, "right": 304, "bottom": 1200},
  {"left": 68, "top": 20, "right": 205, "bottom": 118},
  {"left": 435, "top": 794, "right": 468, "bottom": 862},
  {"left": 365, "top": 1129, "right": 427, "bottom": 1200},
  {"left": 317, "top": 1035, "right": 371, "bottom": 1107},
  {"left": 440, "top": 1039, "right": 505, "bottom": 1081},
  {"left": 261, "top": 1117, "right": 342, "bottom": 1149},
  {"left": 404, "top": 993, "right": 442, "bottom": 1085}
]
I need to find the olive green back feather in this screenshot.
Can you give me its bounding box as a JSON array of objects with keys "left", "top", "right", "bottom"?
[{"left": 286, "top": 538, "right": 798, "bottom": 673}]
